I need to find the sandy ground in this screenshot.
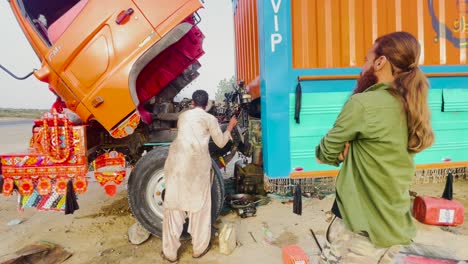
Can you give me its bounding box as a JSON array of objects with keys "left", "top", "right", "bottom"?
[{"left": 1, "top": 120, "right": 468, "bottom": 264}]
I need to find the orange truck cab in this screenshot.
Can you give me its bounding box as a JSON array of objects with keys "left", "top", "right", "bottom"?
[{"left": 10, "top": 0, "right": 204, "bottom": 137}]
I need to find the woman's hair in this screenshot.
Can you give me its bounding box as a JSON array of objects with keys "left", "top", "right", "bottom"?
[{"left": 374, "top": 32, "right": 434, "bottom": 153}]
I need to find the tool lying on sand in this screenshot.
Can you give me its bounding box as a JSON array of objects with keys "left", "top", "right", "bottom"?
[
  {"left": 309, "top": 228, "right": 323, "bottom": 253},
  {"left": 249, "top": 231, "right": 257, "bottom": 243}
]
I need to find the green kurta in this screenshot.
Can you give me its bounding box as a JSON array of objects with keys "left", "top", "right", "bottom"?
[{"left": 316, "top": 82, "right": 416, "bottom": 247}]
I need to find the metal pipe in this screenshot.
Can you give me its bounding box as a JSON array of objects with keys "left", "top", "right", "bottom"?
[
  {"left": 0, "top": 64, "right": 34, "bottom": 80},
  {"left": 310, "top": 228, "right": 323, "bottom": 253},
  {"left": 143, "top": 142, "right": 171, "bottom": 146}
]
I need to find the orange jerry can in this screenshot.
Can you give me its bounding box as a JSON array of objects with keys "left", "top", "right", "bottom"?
[
  {"left": 413, "top": 196, "right": 464, "bottom": 226},
  {"left": 282, "top": 245, "right": 309, "bottom": 264}
]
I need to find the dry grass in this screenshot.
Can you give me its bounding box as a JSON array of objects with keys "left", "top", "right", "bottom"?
[{"left": 0, "top": 108, "right": 47, "bottom": 119}]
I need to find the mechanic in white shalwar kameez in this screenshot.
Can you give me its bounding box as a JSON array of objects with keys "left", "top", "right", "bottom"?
[{"left": 161, "top": 90, "right": 237, "bottom": 262}]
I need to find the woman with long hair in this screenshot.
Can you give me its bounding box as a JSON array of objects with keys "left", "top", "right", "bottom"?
[{"left": 316, "top": 32, "right": 434, "bottom": 263}]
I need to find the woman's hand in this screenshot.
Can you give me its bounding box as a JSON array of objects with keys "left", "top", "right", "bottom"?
[
  {"left": 338, "top": 142, "right": 350, "bottom": 162},
  {"left": 316, "top": 142, "right": 350, "bottom": 164}
]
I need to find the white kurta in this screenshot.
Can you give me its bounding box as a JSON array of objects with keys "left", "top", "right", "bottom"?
[
  {"left": 163, "top": 107, "right": 231, "bottom": 212},
  {"left": 162, "top": 107, "right": 231, "bottom": 260}
]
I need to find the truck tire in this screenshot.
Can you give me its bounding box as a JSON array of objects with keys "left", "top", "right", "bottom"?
[{"left": 127, "top": 147, "right": 225, "bottom": 238}]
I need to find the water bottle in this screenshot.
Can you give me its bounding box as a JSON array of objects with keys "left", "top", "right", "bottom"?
[{"left": 262, "top": 223, "right": 274, "bottom": 244}]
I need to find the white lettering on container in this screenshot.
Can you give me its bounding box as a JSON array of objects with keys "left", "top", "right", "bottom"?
[{"left": 270, "top": 0, "right": 282, "bottom": 52}]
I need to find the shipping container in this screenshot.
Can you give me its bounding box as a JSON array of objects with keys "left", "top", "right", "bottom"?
[{"left": 232, "top": 0, "right": 468, "bottom": 180}]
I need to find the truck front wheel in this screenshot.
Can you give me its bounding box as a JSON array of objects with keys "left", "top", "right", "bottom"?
[{"left": 127, "top": 147, "right": 225, "bottom": 238}]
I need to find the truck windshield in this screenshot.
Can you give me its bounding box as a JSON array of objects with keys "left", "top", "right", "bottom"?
[{"left": 18, "top": 0, "right": 82, "bottom": 46}]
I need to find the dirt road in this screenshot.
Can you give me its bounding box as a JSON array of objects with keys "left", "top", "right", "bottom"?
[{"left": 1, "top": 120, "right": 467, "bottom": 264}]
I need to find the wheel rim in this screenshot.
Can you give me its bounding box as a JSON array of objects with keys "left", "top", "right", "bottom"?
[
  {"left": 146, "top": 169, "right": 165, "bottom": 220},
  {"left": 145, "top": 168, "right": 216, "bottom": 221}
]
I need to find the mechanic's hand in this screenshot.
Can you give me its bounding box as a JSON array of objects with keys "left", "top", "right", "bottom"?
[
  {"left": 227, "top": 116, "right": 238, "bottom": 132},
  {"left": 338, "top": 142, "right": 350, "bottom": 162}
]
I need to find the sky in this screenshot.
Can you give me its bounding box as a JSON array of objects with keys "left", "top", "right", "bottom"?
[{"left": 0, "top": 1, "right": 236, "bottom": 109}]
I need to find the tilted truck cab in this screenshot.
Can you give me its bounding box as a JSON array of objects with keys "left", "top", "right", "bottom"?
[{"left": 10, "top": 0, "right": 204, "bottom": 136}]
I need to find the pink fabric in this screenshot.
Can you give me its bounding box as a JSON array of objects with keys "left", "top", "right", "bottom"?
[
  {"left": 48, "top": 0, "right": 88, "bottom": 44},
  {"left": 137, "top": 105, "right": 153, "bottom": 124}
]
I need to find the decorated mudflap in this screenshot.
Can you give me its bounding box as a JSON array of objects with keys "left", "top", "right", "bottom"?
[
  {"left": 93, "top": 151, "right": 127, "bottom": 197},
  {"left": 0, "top": 111, "right": 128, "bottom": 214}
]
